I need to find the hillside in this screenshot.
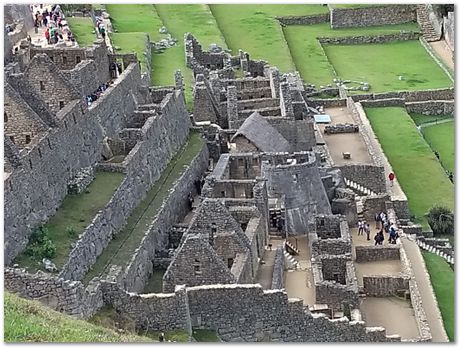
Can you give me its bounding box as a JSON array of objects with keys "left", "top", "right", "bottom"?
[{"left": 4, "top": 292, "right": 154, "bottom": 343}]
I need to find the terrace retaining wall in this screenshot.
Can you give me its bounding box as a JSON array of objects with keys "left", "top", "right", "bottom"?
[
  {"left": 318, "top": 32, "right": 419, "bottom": 45},
  {"left": 355, "top": 245, "right": 400, "bottom": 262},
  {"left": 276, "top": 13, "right": 330, "bottom": 25}
]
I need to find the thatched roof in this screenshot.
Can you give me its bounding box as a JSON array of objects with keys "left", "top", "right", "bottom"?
[{"left": 231, "top": 112, "right": 291, "bottom": 153}]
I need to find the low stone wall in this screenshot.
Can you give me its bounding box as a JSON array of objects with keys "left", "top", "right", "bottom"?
[
  {"left": 276, "top": 13, "right": 330, "bottom": 25},
  {"left": 271, "top": 246, "right": 285, "bottom": 290},
  {"left": 360, "top": 98, "right": 405, "bottom": 108},
  {"left": 336, "top": 164, "right": 386, "bottom": 194},
  {"left": 351, "top": 88, "right": 454, "bottom": 103},
  {"left": 363, "top": 275, "right": 409, "bottom": 297},
  {"left": 4, "top": 267, "right": 103, "bottom": 319},
  {"left": 392, "top": 199, "right": 410, "bottom": 220},
  {"left": 121, "top": 142, "right": 210, "bottom": 293},
  {"left": 307, "top": 98, "right": 346, "bottom": 108},
  {"left": 324, "top": 123, "right": 358, "bottom": 134},
  {"left": 318, "top": 32, "right": 419, "bottom": 45},
  {"left": 405, "top": 100, "right": 454, "bottom": 116},
  {"left": 67, "top": 166, "right": 94, "bottom": 194},
  {"left": 330, "top": 5, "right": 416, "bottom": 29},
  {"left": 362, "top": 194, "right": 390, "bottom": 223},
  {"left": 355, "top": 245, "right": 400, "bottom": 262}
]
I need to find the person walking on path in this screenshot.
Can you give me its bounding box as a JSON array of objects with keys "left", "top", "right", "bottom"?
[
  {"left": 388, "top": 172, "right": 395, "bottom": 187},
  {"left": 357, "top": 220, "right": 364, "bottom": 236},
  {"left": 365, "top": 223, "right": 371, "bottom": 241},
  {"left": 374, "top": 212, "right": 380, "bottom": 229}
]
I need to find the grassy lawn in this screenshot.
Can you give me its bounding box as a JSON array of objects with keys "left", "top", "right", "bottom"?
[
  {"left": 324, "top": 40, "right": 453, "bottom": 93},
  {"left": 409, "top": 113, "right": 453, "bottom": 126},
  {"left": 110, "top": 32, "right": 149, "bottom": 71},
  {"left": 330, "top": 4, "right": 382, "bottom": 9},
  {"left": 4, "top": 292, "right": 152, "bottom": 343},
  {"left": 421, "top": 251, "right": 455, "bottom": 341},
  {"left": 84, "top": 132, "right": 204, "bottom": 283},
  {"left": 364, "top": 107, "right": 453, "bottom": 226},
  {"left": 283, "top": 22, "right": 420, "bottom": 88},
  {"left": 153, "top": 4, "right": 226, "bottom": 106},
  {"left": 192, "top": 329, "right": 220, "bottom": 342},
  {"left": 14, "top": 171, "right": 124, "bottom": 272},
  {"left": 66, "top": 17, "right": 96, "bottom": 47},
  {"left": 210, "top": 5, "right": 328, "bottom": 73},
  {"left": 421, "top": 120, "right": 454, "bottom": 174}
]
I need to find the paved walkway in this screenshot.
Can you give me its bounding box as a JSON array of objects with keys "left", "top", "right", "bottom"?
[
  {"left": 401, "top": 235, "right": 449, "bottom": 342},
  {"left": 429, "top": 40, "right": 454, "bottom": 71}
]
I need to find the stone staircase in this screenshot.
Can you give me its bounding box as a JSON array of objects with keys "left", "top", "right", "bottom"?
[
  {"left": 416, "top": 239, "right": 455, "bottom": 265},
  {"left": 283, "top": 250, "right": 299, "bottom": 270},
  {"left": 285, "top": 240, "right": 300, "bottom": 255},
  {"left": 344, "top": 177, "right": 376, "bottom": 197},
  {"left": 416, "top": 5, "right": 440, "bottom": 42}
]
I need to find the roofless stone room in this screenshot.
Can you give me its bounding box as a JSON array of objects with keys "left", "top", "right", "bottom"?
[{"left": 3, "top": 2, "right": 455, "bottom": 343}]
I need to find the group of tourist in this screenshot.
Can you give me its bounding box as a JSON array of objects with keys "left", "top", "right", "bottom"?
[
  {"left": 357, "top": 220, "right": 371, "bottom": 241},
  {"left": 95, "top": 16, "right": 106, "bottom": 40},
  {"left": 373, "top": 211, "right": 399, "bottom": 245},
  {"left": 33, "top": 4, "right": 75, "bottom": 45},
  {"left": 85, "top": 82, "right": 111, "bottom": 106}
]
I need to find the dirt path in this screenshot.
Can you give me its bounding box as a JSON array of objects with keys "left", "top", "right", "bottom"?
[
  {"left": 429, "top": 40, "right": 454, "bottom": 71},
  {"left": 401, "top": 236, "right": 449, "bottom": 342}
]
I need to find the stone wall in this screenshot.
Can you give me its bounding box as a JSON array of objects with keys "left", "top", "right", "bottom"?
[
  {"left": 4, "top": 267, "right": 103, "bottom": 319},
  {"left": 330, "top": 5, "right": 416, "bottom": 29},
  {"left": 271, "top": 246, "right": 285, "bottom": 289},
  {"left": 405, "top": 100, "right": 454, "bottom": 116},
  {"left": 336, "top": 165, "right": 386, "bottom": 194},
  {"left": 276, "top": 13, "right": 330, "bottom": 25},
  {"left": 122, "top": 142, "right": 210, "bottom": 292},
  {"left": 351, "top": 87, "right": 454, "bottom": 103},
  {"left": 59, "top": 91, "right": 192, "bottom": 281},
  {"left": 318, "top": 32, "right": 419, "bottom": 45},
  {"left": 362, "top": 194, "right": 390, "bottom": 222},
  {"left": 355, "top": 245, "right": 400, "bottom": 263},
  {"left": 363, "top": 275, "right": 409, "bottom": 297},
  {"left": 444, "top": 12, "right": 454, "bottom": 52}
]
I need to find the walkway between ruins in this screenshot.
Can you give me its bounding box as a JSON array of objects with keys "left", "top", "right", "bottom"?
[
  {"left": 401, "top": 235, "right": 449, "bottom": 342},
  {"left": 429, "top": 40, "right": 454, "bottom": 71},
  {"left": 255, "top": 237, "right": 284, "bottom": 290}
]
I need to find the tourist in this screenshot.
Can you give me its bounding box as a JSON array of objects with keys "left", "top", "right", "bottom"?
[
  {"left": 357, "top": 220, "right": 364, "bottom": 236},
  {"left": 365, "top": 223, "right": 371, "bottom": 241},
  {"left": 374, "top": 231, "right": 384, "bottom": 246},
  {"left": 374, "top": 212, "right": 380, "bottom": 229},
  {"left": 42, "top": 14, "right": 48, "bottom": 27},
  {"left": 159, "top": 332, "right": 165, "bottom": 342},
  {"left": 268, "top": 243, "right": 273, "bottom": 251},
  {"left": 277, "top": 217, "right": 284, "bottom": 233},
  {"left": 388, "top": 172, "right": 395, "bottom": 187}
]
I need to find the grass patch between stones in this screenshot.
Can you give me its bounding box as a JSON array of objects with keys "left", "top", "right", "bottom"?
[
  {"left": 14, "top": 171, "right": 124, "bottom": 272},
  {"left": 66, "top": 17, "right": 96, "bottom": 47}
]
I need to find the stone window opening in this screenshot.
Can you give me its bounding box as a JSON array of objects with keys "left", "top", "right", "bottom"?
[
  {"left": 332, "top": 273, "right": 340, "bottom": 283},
  {"left": 59, "top": 101, "right": 65, "bottom": 110},
  {"left": 210, "top": 224, "right": 217, "bottom": 246},
  {"left": 62, "top": 56, "right": 67, "bottom": 64},
  {"left": 320, "top": 219, "right": 324, "bottom": 226},
  {"left": 293, "top": 174, "right": 298, "bottom": 183},
  {"left": 221, "top": 191, "right": 225, "bottom": 198},
  {"left": 193, "top": 259, "right": 201, "bottom": 275},
  {"left": 25, "top": 134, "right": 31, "bottom": 144},
  {"left": 50, "top": 56, "right": 54, "bottom": 61},
  {"left": 76, "top": 56, "right": 81, "bottom": 64},
  {"left": 9, "top": 135, "right": 15, "bottom": 144},
  {"left": 241, "top": 222, "right": 247, "bottom": 231},
  {"left": 238, "top": 158, "right": 244, "bottom": 166},
  {"left": 40, "top": 81, "right": 45, "bottom": 91},
  {"left": 38, "top": 147, "right": 42, "bottom": 158},
  {"left": 29, "top": 158, "right": 33, "bottom": 169},
  {"left": 227, "top": 258, "right": 234, "bottom": 269},
  {"left": 4, "top": 112, "right": 8, "bottom": 123}
]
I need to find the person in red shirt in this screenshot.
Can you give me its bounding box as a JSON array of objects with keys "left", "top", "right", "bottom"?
[
  {"left": 389, "top": 172, "right": 395, "bottom": 187},
  {"left": 44, "top": 28, "right": 50, "bottom": 44}
]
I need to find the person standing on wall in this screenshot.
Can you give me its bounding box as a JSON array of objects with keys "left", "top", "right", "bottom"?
[{"left": 388, "top": 172, "right": 395, "bottom": 187}]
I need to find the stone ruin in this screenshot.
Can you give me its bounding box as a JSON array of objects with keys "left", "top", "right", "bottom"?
[
  {"left": 324, "top": 123, "right": 359, "bottom": 134},
  {"left": 3, "top": 7, "right": 445, "bottom": 342}
]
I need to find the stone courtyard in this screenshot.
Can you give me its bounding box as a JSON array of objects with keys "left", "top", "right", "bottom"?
[{"left": 3, "top": 3, "right": 454, "bottom": 343}]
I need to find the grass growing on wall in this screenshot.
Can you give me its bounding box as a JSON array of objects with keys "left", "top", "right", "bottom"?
[
  {"left": 84, "top": 132, "right": 204, "bottom": 283},
  {"left": 210, "top": 5, "right": 328, "bottom": 73},
  {"left": 421, "top": 119, "right": 454, "bottom": 174},
  {"left": 14, "top": 171, "right": 124, "bottom": 272},
  {"left": 66, "top": 17, "right": 96, "bottom": 47},
  {"left": 4, "top": 292, "right": 153, "bottom": 342},
  {"left": 421, "top": 251, "right": 455, "bottom": 341},
  {"left": 324, "top": 40, "right": 453, "bottom": 92},
  {"left": 364, "top": 107, "right": 453, "bottom": 226},
  {"left": 283, "top": 22, "right": 420, "bottom": 88}
]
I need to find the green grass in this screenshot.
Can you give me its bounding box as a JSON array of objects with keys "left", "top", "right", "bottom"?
[
  {"left": 14, "top": 171, "right": 124, "bottom": 271},
  {"left": 153, "top": 4, "right": 227, "bottom": 107},
  {"left": 210, "top": 5, "right": 328, "bottom": 73},
  {"left": 66, "top": 17, "right": 96, "bottom": 47},
  {"left": 192, "top": 329, "right": 220, "bottom": 342},
  {"left": 324, "top": 40, "right": 453, "bottom": 93},
  {"left": 422, "top": 120, "right": 454, "bottom": 174},
  {"left": 364, "top": 107, "right": 453, "bottom": 226},
  {"left": 4, "top": 292, "right": 153, "bottom": 342},
  {"left": 421, "top": 252, "right": 455, "bottom": 341},
  {"left": 110, "top": 32, "right": 149, "bottom": 71},
  {"left": 409, "top": 113, "right": 453, "bottom": 126},
  {"left": 330, "top": 4, "right": 382, "bottom": 9},
  {"left": 283, "top": 23, "right": 420, "bottom": 88},
  {"left": 84, "top": 132, "right": 204, "bottom": 283}
]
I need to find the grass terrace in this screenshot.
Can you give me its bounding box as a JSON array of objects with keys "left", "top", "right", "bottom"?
[
  {"left": 84, "top": 132, "right": 204, "bottom": 283},
  {"left": 66, "top": 17, "right": 96, "bottom": 47},
  {"left": 153, "top": 4, "right": 227, "bottom": 106},
  {"left": 210, "top": 5, "right": 329, "bottom": 72},
  {"left": 324, "top": 40, "right": 453, "bottom": 93},
  {"left": 14, "top": 171, "right": 124, "bottom": 272},
  {"left": 409, "top": 113, "right": 453, "bottom": 126},
  {"left": 364, "top": 107, "right": 453, "bottom": 227},
  {"left": 283, "top": 22, "right": 420, "bottom": 88},
  {"left": 421, "top": 119, "right": 454, "bottom": 174},
  {"left": 4, "top": 292, "right": 152, "bottom": 343},
  {"left": 329, "top": 4, "right": 382, "bottom": 9},
  {"left": 421, "top": 252, "right": 455, "bottom": 341}
]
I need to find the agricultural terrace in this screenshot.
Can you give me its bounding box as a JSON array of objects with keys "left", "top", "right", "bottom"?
[
  {"left": 364, "top": 107, "right": 454, "bottom": 227},
  {"left": 421, "top": 119, "right": 454, "bottom": 174},
  {"left": 210, "top": 4, "right": 329, "bottom": 72},
  {"left": 14, "top": 171, "right": 125, "bottom": 272}
]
